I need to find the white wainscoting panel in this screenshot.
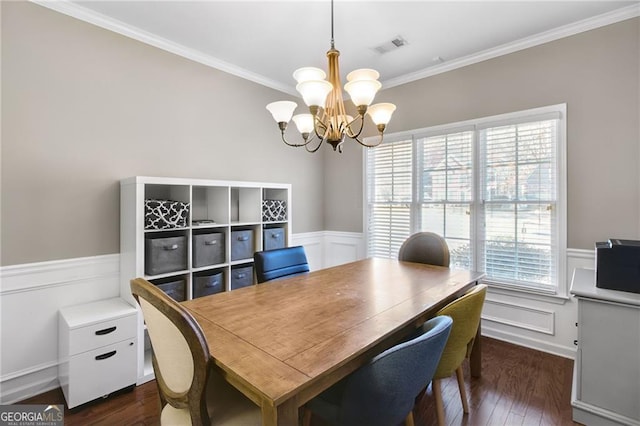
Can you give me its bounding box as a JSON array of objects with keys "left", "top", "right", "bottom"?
[
  {"left": 482, "top": 248, "right": 595, "bottom": 359},
  {"left": 0, "top": 254, "right": 120, "bottom": 404},
  {"left": 322, "top": 231, "right": 366, "bottom": 268},
  {"left": 290, "top": 231, "right": 324, "bottom": 272},
  {"left": 0, "top": 237, "right": 595, "bottom": 404},
  {"left": 483, "top": 299, "right": 555, "bottom": 335}
]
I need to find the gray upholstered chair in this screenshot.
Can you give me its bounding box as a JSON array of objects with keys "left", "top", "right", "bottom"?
[
  {"left": 130, "top": 278, "right": 260, "bottom": 426},
  {"left": 398, "top": 232, "right": 450, "bottom": 267},
  {"left": 253, "top": 245, "right": 310, "bottom": 283},
  {"left": 302, "top": 316, "right": 453, "bottom": 426}
]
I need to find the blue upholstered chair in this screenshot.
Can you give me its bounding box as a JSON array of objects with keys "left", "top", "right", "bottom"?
[
  {"left": 302, "top": 316, "right": 453, "bottom": 426},
  {"left": 253, "top": 246, "right": 310, "bottom": 283}
]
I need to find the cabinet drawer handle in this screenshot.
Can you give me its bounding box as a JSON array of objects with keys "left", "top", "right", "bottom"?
[
  {"left": 95, "top": 326, "right": 117, "bottom": 336},
  {"left": 205, "top": 240, "right": 217, "bottom": 245},
  {"left": 164, "top": 244, "right": 179, "bottom": 250},
  {"left": 205, "top": 281, "right": 219, "bottom": 288},
  {"left": 95, "top": 350, "right": 117, "bottom": 361},
  {"left": 236, "top": 273, "right": 246, "bottom": 279},
  {"left": 271, "top": 234, "right": 279, "bottom": 238},
  {"left": 237, "top": 236, "right": 249, "bottom": 242}
]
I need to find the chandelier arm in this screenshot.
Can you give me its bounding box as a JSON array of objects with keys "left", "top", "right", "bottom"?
[
  {"left": 305, "top": 133, "right": 325, "bottom": 153},
  {"left": 313, "top": 114, "right": 328, "bottom": 140},
  {"left": 344, "top": 115, "right": 365, "bottom": 139},
  {"left": 280, "top": 128, "right": 316, "bottom": 148}
]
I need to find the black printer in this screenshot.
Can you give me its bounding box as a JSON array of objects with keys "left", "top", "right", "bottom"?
[{"left": 595, "top": 239, "right": 640, "bottom": 294}]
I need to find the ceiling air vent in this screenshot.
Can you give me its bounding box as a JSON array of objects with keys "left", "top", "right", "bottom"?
[{"left": 372, "top": 35, "right": 408, "bottom": 55}]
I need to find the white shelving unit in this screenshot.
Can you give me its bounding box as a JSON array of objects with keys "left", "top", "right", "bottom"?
[{"left": 120, "top": 176, "right": 291, "bottom": 384}]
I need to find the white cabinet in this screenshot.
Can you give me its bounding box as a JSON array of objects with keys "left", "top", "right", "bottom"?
[
  {"left": 570, "top": 268, "right": 640, "bottom": 426},
  {"left": 120, "top": 176, "right": 291, "bottom": 384},
  {"left": 58, "top": 298, "right": 137, "bottom": 408}
]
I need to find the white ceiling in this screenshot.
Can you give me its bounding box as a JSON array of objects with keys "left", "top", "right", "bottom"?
[{"left": 39, "top": 1, "right": 639, "bottom": 95}]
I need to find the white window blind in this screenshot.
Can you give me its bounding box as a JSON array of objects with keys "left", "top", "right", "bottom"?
[
  {"left": 366, "top": 139, "right": 413, "bottom": 258},
  {"left": 418, "top": 131, "right": 474, "bottom": 269},
  {"left": 479, "top": 119, "right": 558, "bottom": 290},
  {"left": 365, "top": 105, "right": 566, "bottom": 293}
]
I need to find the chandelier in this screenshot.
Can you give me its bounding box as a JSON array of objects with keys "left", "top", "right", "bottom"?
[{"left": 266, "top": 0, "right": 396, "bottom": 153}]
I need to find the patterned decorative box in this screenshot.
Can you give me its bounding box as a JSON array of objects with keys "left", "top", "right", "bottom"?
[
  {"left": 262, "top": 200, "right": 287, "bottom": 222},
  {"left": 144, "top": 199, "right": 190, "bottom": 230}
]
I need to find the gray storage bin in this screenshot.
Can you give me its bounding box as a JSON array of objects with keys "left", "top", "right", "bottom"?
[
  {"left": 155, "top": 279, "right": 185, "bottom": 302},
  {"left": 231, "top": 266, "right": 253, "bottom": 290},
  {"left": 231, "top": 230, "right": 253, "bottom": 261},
  {"left": 263, "top": 228, "right": 285, "bottom": 251},
  {"left": 193, "top": 232, "right": 224, "bottom": 267},
  {"left": 145, "top": 235, "right": 187, "bottom": 275},
  {"left": 193, "top": 271, "right": 224, "bottom": 298}
]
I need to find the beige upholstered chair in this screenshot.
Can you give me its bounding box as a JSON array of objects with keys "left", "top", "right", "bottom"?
[
  {"left": 130, "top": 278, "right": 260, "bottom": 426},
  {"left": 398, "top": 232, "right": 450, "bottom": 267},
  {"left": 430, "top": 284, "right": 487, "bottom": 426}
]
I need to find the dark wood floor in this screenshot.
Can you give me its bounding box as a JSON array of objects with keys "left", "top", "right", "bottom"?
[{"left": 21, "top": 337, "right": 580, "bottom": 426}]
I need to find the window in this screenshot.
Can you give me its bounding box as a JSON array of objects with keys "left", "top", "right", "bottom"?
[{"left": 365, "top": 105, "right": 566, "bottom": 294}]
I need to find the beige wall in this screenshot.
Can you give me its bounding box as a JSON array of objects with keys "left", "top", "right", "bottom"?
[
  {"left": 1, "top": 2, "right": 325, "bottom": 266},
  {"left": 325, "top": 17, "right": 640, "bottom": 250},
  {"left": 2, "top": 4, "right": 639, "bottom": 266}
]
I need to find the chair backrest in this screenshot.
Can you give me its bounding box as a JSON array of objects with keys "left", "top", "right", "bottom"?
[
  {"left": 336, "top": 316, "right": 453, "bottom": 426},
  {"left": 398, "top": 232, "right": 450, "bottom": 267},
  {"left": 253, "top": 245, "right": 310, "bottom": 283},
  {"left": 433, "top": 284, "right": 487, "bottom": 379},
  {"left": 130, "top": 278, "right": 211, "bottom": 426}
]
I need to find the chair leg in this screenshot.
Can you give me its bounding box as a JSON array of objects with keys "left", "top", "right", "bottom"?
[
  {"left": 405, "top": 410, "right": 415, "bottom": 426},
  {"left": 433, "top": 379, "right": 445, "bottom": 426},
  {"left": 455, "top": 366, "right": 470, "bottom": 413},
  {"left": 302, "top": 407, "right": 312, "bottom": 426}
]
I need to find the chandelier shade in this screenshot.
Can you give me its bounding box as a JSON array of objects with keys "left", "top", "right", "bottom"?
[
  {"left": 292, "top": 114, "right": 315, "bottom": 134},
  {"left": 367, "top": 103, "right": 397, "bottom": 126},
  {"left": 266, "top": 101, "right": 297, "bottom": 123},
  {"left": 266, "top": 0, "right": 396, "bottom": 153},
  {"left": 344, "top": 79, "right": 381, "bottom": 107},
  {"left": 293, "top": 67, "right": 326, "bottom": 83},
  {"left": 296, "top": 80, "right": 333, "bottom": 107}
]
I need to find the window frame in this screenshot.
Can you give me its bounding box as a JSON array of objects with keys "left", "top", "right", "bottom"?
[{"left": 363, "top": 104, "right": 567, "bottom": 297}]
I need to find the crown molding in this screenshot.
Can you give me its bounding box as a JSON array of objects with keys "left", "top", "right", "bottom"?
[
  {"left": 29, "top": 0, "right": 299, "bottom": 96},
  {"left": 30, "top": 1, "right": 638, "bottom": 94},
  {"left": 382, "top": 3, "right": 640, "bottom": 89}
]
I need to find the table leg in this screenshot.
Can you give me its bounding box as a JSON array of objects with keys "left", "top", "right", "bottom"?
[
  {"left": 262, "top": 398, "right": 299, "bottom": 426},
  {"left": 470, "top": 321, "right": 482, "bottom": 378}
]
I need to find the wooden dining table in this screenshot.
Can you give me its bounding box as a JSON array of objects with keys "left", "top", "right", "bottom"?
[{"left": 182, "top": 257, "right": 485, "bottom": 426}]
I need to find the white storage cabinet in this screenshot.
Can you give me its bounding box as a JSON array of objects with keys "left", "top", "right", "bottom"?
[
  {"left": 58, "top": 298, "right": 137, "bottom": 408},
  {"left": 570, "top": 268, "right": 640, "bottom": 426},
  {"left": 120, "top": 176, "right": 291, "bottom": 384}
]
